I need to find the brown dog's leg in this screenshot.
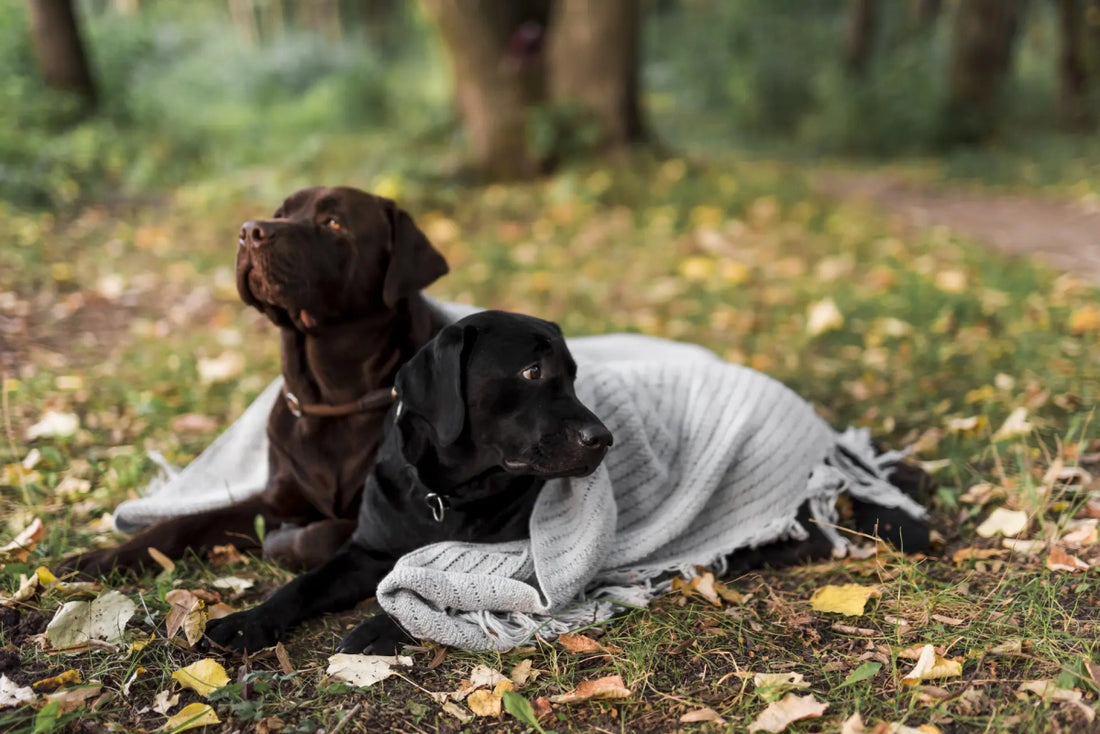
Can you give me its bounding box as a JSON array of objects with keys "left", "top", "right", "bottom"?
[
  {"left": 59, "top": 495, "right": 276, "bottom": 577},
  {"left": 261, "top": 519, "right": 357, "bottom": 571}
]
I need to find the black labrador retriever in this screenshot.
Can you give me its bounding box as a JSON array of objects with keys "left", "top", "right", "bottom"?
[
  {"left": 205, "top": 310, "right": 614, "bottom": 653},
  {"left": 207, "top": 310, "right": 930, "bottom": 654}
]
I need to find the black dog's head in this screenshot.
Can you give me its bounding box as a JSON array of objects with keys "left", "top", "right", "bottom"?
[
  {"left": 394, "top": 311, "right": 613, "bottom": 482},
  {"left": 236, "top": 186, "right": 448, "bottom": 332}
]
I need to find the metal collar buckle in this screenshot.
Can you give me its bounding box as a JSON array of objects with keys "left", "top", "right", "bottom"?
[
  {"left": 285, "top": 391, "right": 303, "bottom": 417},
  {"left": 425, "top": 492, "right": 446, "bottom": 523}
]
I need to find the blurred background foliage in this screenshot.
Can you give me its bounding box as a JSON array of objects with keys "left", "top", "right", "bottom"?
[{"left": 3, "top": 0, "right": 1100, "bottom": 210}]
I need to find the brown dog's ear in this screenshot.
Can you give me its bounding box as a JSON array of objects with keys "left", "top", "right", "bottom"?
[
  {"left": 382, "top": 204, "right": 449, "bottom": 308},
  {"left": 394, "top": 322, "right": 476, "bottom": 446}
]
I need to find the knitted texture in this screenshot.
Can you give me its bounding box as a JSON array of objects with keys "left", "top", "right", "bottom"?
[{"left": 375, "top": 359, "right": 928, "bottom": 651}]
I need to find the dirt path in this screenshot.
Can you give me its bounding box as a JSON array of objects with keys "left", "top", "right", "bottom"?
[{"left": 814, "top": 171, "right": 1100, "bottom": 283}]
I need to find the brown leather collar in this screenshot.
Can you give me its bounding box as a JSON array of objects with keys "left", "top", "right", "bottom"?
[{"left": 282, "top": 385, "right": 396, "bottom": 418}]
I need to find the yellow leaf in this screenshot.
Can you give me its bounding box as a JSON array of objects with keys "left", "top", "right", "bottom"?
[
  {"left": 171, "top": 659, "right": 229, "bottom": 697},
  {"left": 679, "top": 256, "right": 716, "bottom": 283},
  {"left": 32, "top": 669, "right": 82, "bottom": 691},
  {"left": 806, "top": 298, "right": 844, "bottom": 336},
  {"left": 1068, "top": 306, "right": 1100, "bottom": 334},
  {"left": 809, "top": 584, "right": 881, "bottom": 616},
  {"left": 35, "top": 566, "right": 57, "bottom": 585},
  {"left": 467, "top": 689, "right": 502, "bottom": 717},
  {"left": 753, "top": 672, "right": 809, "bottom": 692},
  {"left": 901, "top": 644, "right": 963, "bottom": 685},
  {"left": 147, "top": 547, "right": 175, "bottom": 573},
  {"left": 160, "top": 702, "right": 220, "bottom": 732},
  {"left": 945, "top": 415, "right": 987, "bottom": 436}
]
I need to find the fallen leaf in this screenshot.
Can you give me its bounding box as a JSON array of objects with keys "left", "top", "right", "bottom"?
[
  {"left": 146, "top": 547, "right": 175, "bottom": 573},
  {"left": 32, "top": 669, "right": 82, "bottom": 691},
  {"left": 197, "top": 352, "right": 244, "bottom": 385},
  {"left": 1061, "top": 522, "right": 1098, "bottom": 549},
  {"left": 557, "top": 633, "right": 618, "bottom": 653},
  {"left": 1, "top": 572, "right": 39, "bottom": 605},
  {"left": 901, "top": 644, "right": 963, "bottom": 685},
  {"left": 1046, "top": 546, "right": 1090, "bottom": 572},
  {"left": 0, "top": 517, "right": 44, "bottom": 561},
  {"left": 681, "top": 707, "right": 726, "bottom": 725},
  {"left": 211, "top": 576, "right": 254, "bottom": 593},
  {"left": 1068, "top": 305, "right": 1100, "bottom": 334},
  {"left": 468, "top": 664, "right": 509, "bottom": 689},
  {"left": 440, "top": 701, "right": 474, "bottom": 723},
  {"left": 959, "top": 482, "right": 1004, "bottom": 506},
  {"left": 0, "top": 674, "right": 35, "bottom": 708},
  {"left": 837, "top": 661, "right": 882, "bottom": 688},
  {"left": 326, "top": 654, "right": 411, "bottom": 688},
  {"left": 753, "top": 672, "right": 810, "bottom": 692},
  {"left": 951, "top": 547, "right": 1007, "bottom": 564},
  {"left": 840, "top": 712, "right": 868, "bottom": 734},
  {"left": 207, "top": 544, "right": 246, "bottom": 567},
  {"left": 1018, "top": 679, "right": 1082, "bottom": 703},
  {"left": 160, "top": 702, "right": 220, "bottom": 732},
  {"left": 809, "top": 584, "right": 881, "bottom": 616},
  {"left": 45, "top": 590, "right": 136, "bottom": 649},
  {"left": 510, "top": 659, "right": 534, "bottom": 686},
  {"left": 1002, "top": 538, "right": 1046, "bottom": 555},
  {"left": 45, "top": 684, "right": 101, "bottom": 713},
  {"left": 274, "top": 642, "right": 294, "bottom": 675},
  {"left": 171, "top": 659, "right": 230, "bottom": 697},
  {"left": 992, "top": 407, "right": 1033, "bottom": 441},
  {"left": 548, "top": 674, "right": 632, "bottom": 704},
  {"left": 151, "top": 689, "right": 179, "bottom": 715},
  {"left": 975, "top": 508, "right": 1028, "bottom": 538},
  {"left": 169, "top": 414, "right": 219, "bottom": 434},
  {"left": 532, "top": 696, "right": 553, "bottom": 720},
  {"left": 25, "top": 411, "right": 79, "bottom": 440},
  {"left": 164, "top": 590, "right": 207, "bottom": 647},
  {"left": 806, "top": 298, "right": 844, "bottom": 336},
  {"left": 945, "top": 415, "right": 987, "bottom": 436},
  {"left": 121, "top": 667, "right": 145, "bottom": 697},
  {"left": 748, "top": 693, "right": 829, "bottom": 733},
  {"left": 468, "top": 688, "right": 503, "bottom": 717}
]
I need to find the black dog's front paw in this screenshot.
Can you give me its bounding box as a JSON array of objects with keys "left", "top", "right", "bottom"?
[
  {"left": 337, "top": 614, "right": 413, "bottom": 655},
  {"left": 205, "top": 610, "right": 281, "bottom": 652}
]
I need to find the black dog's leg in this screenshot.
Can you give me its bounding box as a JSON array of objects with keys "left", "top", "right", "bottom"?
[
  {"left": 337, "top": 613, "right": 414, "bottom": 655},
  {"left": 723, "top": 501, "right": 835, "bottom": 573},
  {"left": 205, "top": 543, "right": 394, "bottom": 652}
]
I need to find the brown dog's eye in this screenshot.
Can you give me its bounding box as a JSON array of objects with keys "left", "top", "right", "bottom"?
[
  {"left": 323, "top": 216, "right": 343, "bottom": 231},
  {"left": 521, "top": 364, "right": 542, "bottom": 381}
]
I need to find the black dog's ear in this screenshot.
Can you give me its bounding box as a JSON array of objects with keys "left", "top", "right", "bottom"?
[
  {"left": 382, "top": 201, "right": 449, "bottom": 308},
  {"left": 395, "top": 323, "right": 476, "bottom": 446}
]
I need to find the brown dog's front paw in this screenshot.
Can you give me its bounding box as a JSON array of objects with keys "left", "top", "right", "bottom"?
[{"left": 56, "top": 548, "right": 135, "bottom": 579}]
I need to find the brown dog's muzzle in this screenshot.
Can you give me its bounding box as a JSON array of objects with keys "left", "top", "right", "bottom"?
[{"left": 239, "top": 220, "right": 289, "bottom": 250}]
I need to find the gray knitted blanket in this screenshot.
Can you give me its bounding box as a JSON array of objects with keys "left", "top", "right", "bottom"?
[
  {"left": 113, "top": 298, "right": 927, "bottom": 652},
  {"left": 376, "top": 359, "right": 928, "bottom": 651}
]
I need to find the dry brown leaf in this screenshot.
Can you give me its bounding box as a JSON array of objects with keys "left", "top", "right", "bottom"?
[
  {"left": 680, "top": 707, "right": 727, "bottom": 725},
  {"left": 1046, "top": 546, "right": 1090, "bottom": 572},
  {"left": 170, "top": 414, "right": 219, "bottom": 434},
  {"left": 0, "top": 517, "right": 44, "bottom": 562},
  {"left": 509, "top": 658, "right": 533, "bottom": 686},
  {"left": 440, "top": 701, "right": 474, "bottom": 723},
  {"left": 275, "top": 642, "right": 294, "bottom": 675},
  {"left": 532, "top": 696, "right": 553, "bottom": 720},
  {"left": 468, "top": 664, "right": 509, "bottom": 689},
  {"left": 809, "top": 584, "right": 881, "bottom": 616},
  {"left": 958, "top": 482, "right": 1004, "bottom": 506},
  {"left": 45, "top": 684, "right": 101, "bottom": 713},
  {"left": 951, "top": 547, "right": 1007, "bottom": 564},
  {"left": 206, "top": 602, "right": 236, "bottom": 620},
  {"left": 901, "top": 644, "right": 963, "bottom": 685},
  {"left": 557, "top": 633, "right": 618, "bottom": 653},
  {"left": 1061, "top": 522, "right": 1098, "bottom": 549},
  {"left": 839, "top": 712, "right": 868, "bottom": 734},
  {"left": 748, "top": 693, "right": 829, "bottom": 733},
  {"left": 1018, "top": 679, "right": 1082, "bottom": 703},
  {"left": 207, "top": 544, "right": 247, "bottom": 566},
  {"left": 326, "top": 654, "right": 411, "bottom": 688},
  {"left": 45, "top": 590, "right": 136, "bottom": 650},
  {"left": 427, "top": 646, "right": 447, "bottom": 670},
  {"left": 1, "top": 572, "right": 39, "bottom": 606},
  {"left": 548, "top": 674, "right": 632, "bottom": 704}
]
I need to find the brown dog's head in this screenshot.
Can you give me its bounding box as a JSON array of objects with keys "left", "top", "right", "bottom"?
[{"left": 236, "top": 186, "right": 448, "bottom": 331}]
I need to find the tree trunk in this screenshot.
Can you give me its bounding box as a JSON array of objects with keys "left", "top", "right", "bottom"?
[
  {"left": 26, "top": 0, "right": 96, "bottom": 106},
  {"left": 546, "top": 0, "right": 644, "bottom": 146},
  {"left": 420, "top": 0, "right": 546, "bottom": 179},
  {"left": 941, "top": 0, "right": 1021, "bottom": 144},
  {"left": 1058, "top": 0, "right": 1094, "bottom": 130},
  {"left": 845, "top": 0, "right": 878, "bottom": 77}
]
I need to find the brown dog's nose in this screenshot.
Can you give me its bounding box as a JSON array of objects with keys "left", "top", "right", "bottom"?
[
  {"left": 577, "top": 423, "right": 613, "bottom": 450},
  {"left": 239, "top": 221, "right": 274, "bottom": 248}
]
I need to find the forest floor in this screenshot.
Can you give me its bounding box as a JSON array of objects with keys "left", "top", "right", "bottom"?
[{"left": 2, "top": 152, "right": 1099, "bottom": 733}]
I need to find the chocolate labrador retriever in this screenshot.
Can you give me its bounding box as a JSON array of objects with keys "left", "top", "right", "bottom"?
[
  {"left": 62, "top": 186, "right": 449, "bottom": 575},
  {"left": 206, "top": 311, "right": 614, "bottom": 654}
]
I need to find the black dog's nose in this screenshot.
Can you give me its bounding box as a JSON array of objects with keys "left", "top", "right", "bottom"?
[
  {"left": 239, "top": 221, "right": 274, "bottom": 249},
  {"left": 577, "top": 423, "right": 613, "bottom": 449}
]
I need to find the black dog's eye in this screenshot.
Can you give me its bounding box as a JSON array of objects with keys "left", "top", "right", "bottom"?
[
  {"left": 520, "top": 364, "right": 542, "bottom": 381},
  {"left": 322, "top": 216, "right": 343, "bottom": 231}
]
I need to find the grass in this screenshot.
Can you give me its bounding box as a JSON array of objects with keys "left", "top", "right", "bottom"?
[{"left": 2, "top": 124, "right": 1100, "bottom": 733}]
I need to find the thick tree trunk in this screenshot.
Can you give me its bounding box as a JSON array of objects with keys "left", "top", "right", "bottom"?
[
  {"left": 845, "top": 0, "right": 878, "bottom": 77},
  {"left": 942, "top": 0, "right": 1021, "bottom": 144},
  {"left": 1058, "top": 0, "right": 1094, "bottom": 130},
  {"left": 421, "top": 0, "right": 545, "bottom": 179},
  {"left": 547, "top": 0, "right": 644, "bottom": 146},
  {"left": 26, "top": 0, "right": 96, "bottom": 106}
]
